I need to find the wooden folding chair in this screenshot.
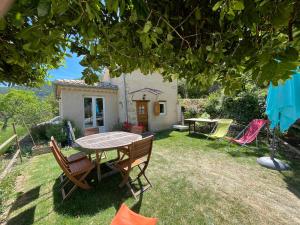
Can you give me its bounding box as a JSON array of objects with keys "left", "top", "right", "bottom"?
[
  {"left": 117, "top": 125, "right": 144, "bottom": 159},
  {"left": 50, "top": 137, "right": 95, "bottom": 201},
  {"left": 84, "top": 127, "right": 107, "bottom": 159},
  {"left": 51, "top": 137, "right": 87, "bottom": 163},
  {"left": 114, "top": 136, "right": 154, "bottom": 199},
  {"left": 130, "top": 125, "right": 144, "bottom": 135},
  {"left": 84, "top": 127, "right": 99, "bottom": 136}
]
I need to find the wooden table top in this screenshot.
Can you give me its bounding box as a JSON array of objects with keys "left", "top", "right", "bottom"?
[
  {"left": 185, "top": 118, "right": 219, "bottom": 123},
  {"left": 75, "top": 131, "right": 142, "bottom": 152}
]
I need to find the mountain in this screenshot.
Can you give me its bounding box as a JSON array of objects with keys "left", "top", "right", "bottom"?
[{"left": 0, "top": 84, "right": 53, "bottom": 98}]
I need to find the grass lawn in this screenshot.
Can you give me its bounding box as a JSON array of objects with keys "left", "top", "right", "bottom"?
[
  {"left": 1, "top": 131, "right": 300, "bottom": 225},
  {"left": 0, "top": 123, "right": 27, "bottom": 154}
]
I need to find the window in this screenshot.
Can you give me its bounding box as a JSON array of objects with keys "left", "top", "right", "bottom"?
[
  {"left": 159, "top": 102, "right": 166, "bottom": 115},
  {"left": 84, "top": 97, "right": 104, "bottom": 129},
  {"left": 138, "top": 105, "right": 145, "bottom": 114}
]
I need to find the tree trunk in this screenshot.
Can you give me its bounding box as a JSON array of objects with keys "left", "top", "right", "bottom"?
[{"left": 1, "top": 117, "right": 9, "bottom": 130}]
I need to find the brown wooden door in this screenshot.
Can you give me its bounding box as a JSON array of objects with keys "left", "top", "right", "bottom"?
[{"left": 136, "top": 101, "right": 148, "bottom": 131}]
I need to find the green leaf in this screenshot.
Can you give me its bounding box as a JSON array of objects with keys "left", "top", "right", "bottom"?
[
  {"left": 167, "top": 33, "right": 173, "bottom": 41},
  {"left": 66, "top": 16, "right": 82, "bottom": 26},
  {"left": 232, "top": 1, "right": 244, "bottom": 10},
  {"left": 212, "top": 1, "right": 223, "bottom": 11},
  {"left": 154, "top": 27, "right": 163, "bottom": 34},
  {"left": 106, "top": 0, "right": 119, "bottom": 13},
  {"left": 143, "top": 21, "right": 152, "bottom": 33},
  {"left": 37, "top": 0, "right": 51, "bottom": 17},
  {"left": 86, "top": 4, "right": 94, "bottom": 20},
  {"left": 129, "top": 10, "right": 138, "bottom": 22},
  {"left": 119, "top": 0, "right": 125, "bottom": 15},
  {"left": 0, "top": 18, "right": 6, "bottom": 30},
  {"left": 112, "top": 0, "right": 119, "bottom": 13},
  {"left": 195, "top": 7, "right": 201, "bottom": 20}
]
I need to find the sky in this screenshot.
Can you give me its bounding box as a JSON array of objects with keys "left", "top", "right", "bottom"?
[{"left": 48, "top": 52, "right": 84, "bottom": 81}]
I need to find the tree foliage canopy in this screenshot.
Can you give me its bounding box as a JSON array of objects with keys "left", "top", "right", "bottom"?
[
  {"left": 0, "top": 89, "right": 53, "bottom": 129},
  {"left": 1, "top": 0, "right": 300, "bottom": 91}
]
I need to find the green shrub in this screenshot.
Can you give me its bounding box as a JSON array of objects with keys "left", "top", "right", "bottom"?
[
  {"left": 45, "top": 123, "right": 67, "bottom": 143},
  {"left": 222, "top": 92, "right": 264, "bottom": 124},
  {"left": 31, "top": 123, "right": 51, "bottom": 142},
  {"left": 31, "top": 119, "right": 80, "bottom": 144},
  {"left": 180, "top": 99, "right": 206, "bottom": 119},
  {"left": 202, "top": 89, "right": 266, "bottom": 124},
  {"left": 204, "top": 91, "right": 223, "bottom": 118}
]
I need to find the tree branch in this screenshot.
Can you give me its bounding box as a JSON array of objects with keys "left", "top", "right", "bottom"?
[
  {"left": 161, "top": 17, "right": 190, "bottom": 48},
  {"left": 174, "top": 7, "right": 197, "bottom": 29}
]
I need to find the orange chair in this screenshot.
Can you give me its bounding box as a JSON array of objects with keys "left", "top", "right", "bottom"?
[{"left": 110, "top": 204, "right": 158, "bottom": 225}]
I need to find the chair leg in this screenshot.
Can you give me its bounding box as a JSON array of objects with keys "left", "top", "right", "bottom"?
[
  {"left": 62, "top": 184, "right": 78, "bottom": 201},
  {"left": 126, "top": 182, "right": 138, "bottom": 200},
  {"left": 102, "top": 152, "right": 108, "bottom": 159},
  {"left": 119, "top": 172, "right": 130, "bottom": 188}
]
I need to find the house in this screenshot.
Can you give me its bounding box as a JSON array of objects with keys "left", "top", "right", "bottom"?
[{"left": 53, "top": 69, "right": 179, "bottom": 133}]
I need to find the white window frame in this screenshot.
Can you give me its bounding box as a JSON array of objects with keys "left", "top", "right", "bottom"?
[
  {"left": 83, "top": 96, "right": 105, "bottom": 132},
  {"left": 159, "top": 102, "right": 166, "bottom": 115}
]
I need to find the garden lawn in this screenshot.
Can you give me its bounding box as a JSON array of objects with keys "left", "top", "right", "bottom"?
[
  {"left": 0, "top": 123, "right": 27, "bottom": 154},
  {"left": 1, "top": 131, "right": 300, "bottom": 225}
]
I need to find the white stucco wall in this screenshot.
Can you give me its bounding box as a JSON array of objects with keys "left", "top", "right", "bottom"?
[
  {"left": 104, "top": 69, "right": 178, "bottom": 132},
  {"left": 59, "top": 87, "right": 119, "bottom": 133}
]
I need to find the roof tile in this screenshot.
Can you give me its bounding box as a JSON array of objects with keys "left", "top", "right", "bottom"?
[{"left": 53, "top": 79, "right": 118, "bottom": 90}]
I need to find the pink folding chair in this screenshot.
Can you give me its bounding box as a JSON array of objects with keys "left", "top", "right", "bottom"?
[{"left": 228, "top": 119, "right": 268, "bottom": 146}]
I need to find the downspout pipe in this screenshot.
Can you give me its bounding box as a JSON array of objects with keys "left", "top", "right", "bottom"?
[{"left": 123, "top": 74, "right": 129, "bottom": 122}]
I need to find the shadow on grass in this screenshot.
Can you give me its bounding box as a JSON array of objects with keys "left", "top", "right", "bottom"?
[
  {"left": 154, "top": 130, "right": 173, "bottom": 140},
  {"left": 9, "top": 186, "right": 41, "bottom": 212},
  {"left": 6, "top": 206, "right": 36, "bottom": 225},
  {"left": 186, "top": 132, "right": 208, "bottom": 139},
  {"left": 280, "top": 159, "right": 300, "bottom": 199},
  {"left": 226, "top": 147, "right": 268, "bottom": 158},
  {"left": 52, "top": 169, "right": 133, "bottom": 217},
  {"left": 5, "top": 186, "right": 41, "bottom": 225}
]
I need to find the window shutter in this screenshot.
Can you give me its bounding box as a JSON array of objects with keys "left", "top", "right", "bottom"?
[{"left": 153, "top": 102, "right": 160, "bottom": 116}]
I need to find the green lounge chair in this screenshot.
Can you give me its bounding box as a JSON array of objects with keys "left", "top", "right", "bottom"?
[{"left": 204, "top": 119, "right": 233, "bottom": 139}]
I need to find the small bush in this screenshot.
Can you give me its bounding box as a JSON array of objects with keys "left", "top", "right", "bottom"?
[
  {"left": 204, "top": 91, "right": 223, "bottom": 118},
  {"left": 31, "top": 120, "right": 80, "bottom": 145},
  {"left": 202, "top": 89, "right": 266, "bottom": 124},
  {"left": 31, "top": 123, "right": 51, "bottom": 142},
  {"left": 45, "top": 123, "right": 67, "bottom": 143},
  {"left": 180, "top": 99, "right": 206, "bottom": 119},
  {"left": 222, "top": 92, "right": 264, "bottom": 124}
]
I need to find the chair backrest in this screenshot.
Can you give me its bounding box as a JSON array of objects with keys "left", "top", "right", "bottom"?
[
  {"left": 238, "top": 119, "right": 267, "bottom": 143},
  {"left": 129, "top": 136, "right": 154, "bottom": 163},
  {"left": 50, "top": 137, "right": 91, "bottom": 191},
  {"left": 211, "top": 119, "right": 233, "bottom": 138},
  {"left": 130, "top": 125, "right": 144, "bottom": 135},
  {"left": 50, "top": 137, "right": 70, "bottom": 167},
  {"left": 50, "top": 137, "right": 71, "bottom": 176},
  {"left": 84, "top": 127, "right": 99, "bottom": 136}
]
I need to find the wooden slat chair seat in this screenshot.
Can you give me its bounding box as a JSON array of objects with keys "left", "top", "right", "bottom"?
[
  {"left": 51, "top": 136, "right": 87, "bottom": 164},
  {"left": 114, "top": 136, "right": 154, "bottom": 199},
  {"left": 67, "top": 152, "right": 87, "bottom": 163},
  {"left": 50, "top": 137, "right": 95, "bottom": 201}
]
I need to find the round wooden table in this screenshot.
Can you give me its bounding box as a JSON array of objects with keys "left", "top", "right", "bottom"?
[{"left": 75, "top": 131, "right": 142, "bottom": 182}]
